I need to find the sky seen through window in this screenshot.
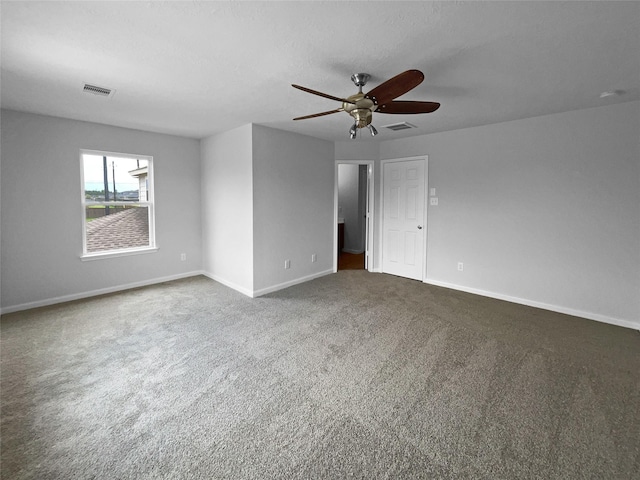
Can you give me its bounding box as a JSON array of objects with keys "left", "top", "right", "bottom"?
[{"left": 83, "top": 154, "right": 148, "bottom": 194}]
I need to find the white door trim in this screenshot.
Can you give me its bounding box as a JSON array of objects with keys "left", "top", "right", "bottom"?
[
  {"left": 334, "top": 160, "right": 375, "bottom": 272},
  {"left": 380, "top": 155, "right": 428, "bottom": 281}
]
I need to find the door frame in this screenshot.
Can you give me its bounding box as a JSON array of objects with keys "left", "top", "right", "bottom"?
[
  {"left": 334, "top": 160, "right": 375, "bottom": 272},
  {"left": 380, "top": 155, "right": 428, "bottom": 281}
]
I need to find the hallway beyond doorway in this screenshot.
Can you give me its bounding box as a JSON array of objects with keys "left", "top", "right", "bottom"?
[{"left": 338, "top": 252, "right": 365, "bottom": 270}]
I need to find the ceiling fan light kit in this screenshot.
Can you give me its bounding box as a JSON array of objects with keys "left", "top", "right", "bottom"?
[{"left": 292, "top": 69, "right": 440, "bottom": 139}]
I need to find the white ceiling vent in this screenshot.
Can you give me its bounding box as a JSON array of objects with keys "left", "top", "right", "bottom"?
[
  {"left": 382, "top": 122, "right": 417, "bottom": 132},
  {"left": 83, "top": 83, "right": 114, "bottom": 98}
]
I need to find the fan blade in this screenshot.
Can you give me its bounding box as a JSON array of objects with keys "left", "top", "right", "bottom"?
[
  {"left": 292, "top": 84, "right": 355, "bottom": 104},
  {"left": 376, "top": 101, "right": 440, "bottom": 114},
  {"left": 365, "top": 70, "right": 425, "bottom": 105},
  {"left": 293, "top": 108, "right": 343, "bottom": 121}
]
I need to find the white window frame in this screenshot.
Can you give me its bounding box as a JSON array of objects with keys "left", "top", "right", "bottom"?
[{"left": 80, "top": 149, "right": 157, "bottom": 260}]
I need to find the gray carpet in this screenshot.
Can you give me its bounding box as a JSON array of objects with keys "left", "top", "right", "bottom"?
[{"left": 1, "top": 272, "right": 639, "bottom": 479}]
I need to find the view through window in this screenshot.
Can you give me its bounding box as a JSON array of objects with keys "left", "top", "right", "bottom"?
[{"left": 81, "top": 150, "right": 155, "bottom": 256}]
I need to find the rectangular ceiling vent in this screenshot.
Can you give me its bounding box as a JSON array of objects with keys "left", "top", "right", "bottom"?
[
  {"left": 83, "top": 83, "right": 114, "bottom": 97},
  {"left": 382, "top": 122, "right": 417, "bottom": 132}
]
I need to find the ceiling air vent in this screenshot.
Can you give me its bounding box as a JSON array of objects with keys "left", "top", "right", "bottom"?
[
  {"left": 83, "top": 83, "right": 114, "bottom": 97},
  {"left": 383, "top": 122, "right": 417, "bottom": 132}
]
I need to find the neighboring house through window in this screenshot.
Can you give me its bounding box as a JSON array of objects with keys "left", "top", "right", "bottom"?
[{"left": 80, "top": 150, "right": 156, "bottom": 258}]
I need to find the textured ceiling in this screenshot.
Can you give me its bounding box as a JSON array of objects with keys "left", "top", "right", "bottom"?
[{"left": 1, "top": 1, "right": 638, "bottom": 142}]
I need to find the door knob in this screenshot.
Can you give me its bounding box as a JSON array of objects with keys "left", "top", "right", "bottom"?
[{"left": 417, "top": 225, "right": 423, "bottom": 229}]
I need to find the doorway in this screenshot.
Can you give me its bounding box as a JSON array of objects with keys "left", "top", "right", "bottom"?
[{"left": 334, "top": 161, "right": 374, "bottom": 272}]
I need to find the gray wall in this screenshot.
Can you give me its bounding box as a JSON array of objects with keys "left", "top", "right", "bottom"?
[
  {"left": 252, "top": 125, "right": 334, "bottom": 294},
  {"left": 3, "top": 102, "right": 637, "bottom": 329},
  {"left": 201, "top": 124, "right": 254, "bottom": 295},
  {"left": 379, "top": 101, "right": 639, "bottom": 328},
  {"left": 1, "top": 110, "right": 202, "bottom": 311},
  {"left": 200, "top": 124, "right": 334, "bottom": 296}
]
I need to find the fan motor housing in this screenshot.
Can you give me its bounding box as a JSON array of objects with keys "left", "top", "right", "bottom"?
[{"left": 343, "top": 93, "right": 376, "bottom": 128}]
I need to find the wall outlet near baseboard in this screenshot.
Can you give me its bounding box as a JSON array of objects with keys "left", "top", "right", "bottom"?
[
  {"left": 457, "top": 262, "right": 464, "bottom": 271},
  {"left": 284, "top": 259, "right": 291, "bottom": 269},
  {"left": 311, "top": 254, "right": 317, "bottom": 263},
  {"left": 180, "top": 253, "right": 187, "bottom": 261}
]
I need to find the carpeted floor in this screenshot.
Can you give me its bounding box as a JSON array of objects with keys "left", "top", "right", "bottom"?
[{"left": 1, "top": 272, "right": 639, "bottom": 479}]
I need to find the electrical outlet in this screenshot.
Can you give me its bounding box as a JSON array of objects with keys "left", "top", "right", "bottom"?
[
  {"left": 180, "top": 253, "right": 187, "bottom": 261},
  {"left": 284, "top": 259, "right": 291, "bottom": 269},
  {"left": 457, "top": 262, "right": 464, "bottom": 271},
  {"left": 430, "top": 197, "right": 439, "bottom": 206},
  {"left": 311, "top": 254, "right": 317, "bottom": 263}
]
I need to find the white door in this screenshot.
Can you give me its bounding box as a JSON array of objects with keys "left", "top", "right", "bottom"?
[{"left": 382, "top": 159, "right": 426, "bottom": 280}]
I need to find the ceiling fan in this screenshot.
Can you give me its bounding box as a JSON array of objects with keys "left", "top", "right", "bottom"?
[{"left": 292, "top": 69, "right": 440, "bottom": 139}]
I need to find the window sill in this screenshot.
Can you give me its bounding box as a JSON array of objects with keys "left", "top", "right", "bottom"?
[{"left": 81, "top": 246, "right": 158, "bottom": 261}]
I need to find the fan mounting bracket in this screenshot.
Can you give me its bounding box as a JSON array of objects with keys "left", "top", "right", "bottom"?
[{"left": 351, "top": 73, "right": 371, "bottom": 92}]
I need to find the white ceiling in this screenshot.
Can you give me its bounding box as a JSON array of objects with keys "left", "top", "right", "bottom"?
[{"left": 1, "top": 1, "right": 638, "bottom": 142}]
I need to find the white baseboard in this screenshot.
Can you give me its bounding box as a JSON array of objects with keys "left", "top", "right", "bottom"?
[
  {"left": 1, "top": 271, "right": 205, "bottom": 315},
  {"left": 203, "top": 269, "right": 334, "bottom": 298},
  {"left": 201, "top": 272, "right": 254, "bottom": 298},
  {"left": 8, "top": 270, "right": 633, "bottom": 332},
  {"left": 424, "top": 279, "right": 640, "bottom": 331},
  {"left": 252, "top": 269, "right": 334, "bottom": 297}
]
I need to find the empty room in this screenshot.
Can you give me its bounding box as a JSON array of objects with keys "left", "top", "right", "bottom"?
[{"left": 1, "top": 1, "right": 638, "bottom": 478}]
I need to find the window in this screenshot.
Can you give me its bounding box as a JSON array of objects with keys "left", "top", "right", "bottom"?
[{"left": 80, "top": 150, "right": 155, "bottom": 259}]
